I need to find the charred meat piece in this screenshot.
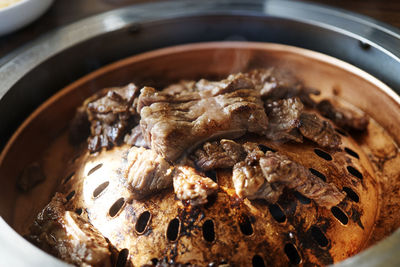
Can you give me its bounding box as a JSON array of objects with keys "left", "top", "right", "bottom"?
[
  {"left": 299, "top": 113, "right": 341, "bottom": 149},
  {"left": 193, "top": 139, "right": 246, "bottom": 171},
  {"left": 260, "top": 151, "right": 345, "bottom": 208},
  {"left": 17, "top": 161, "right": 46, "bottom": 192},
  {"left": 265, "top": 97, "right": 304, "bottom": 142},
  {"left": 173, "top": 166, "right": 218, "bottom": 206},
  {"left": 232, "top": 142, "right": 283, "bottom": 202},
  {"left": 138, "top": 80, "right": 268, "bottom": 162},
  {"left": 124, "top": 125, "right": 148, "bottom": 148},
  {"left": 317, "top": 99, "right": 369, "bottom": 131},
  {"left": 233, "top": 161, "right": 282, "bottom": 202},
  {"left": 28, "top": 193, "right": 114, "bottom": 267},
  {"left": 162, "top": 80, "right": 196, "bottom": 95},
  {"left": 244, "top": 68, "right": 320, "bottom": 106},
  {"left": 85, "top": 83, "right": 140, "bottom": 152},
  {"left": 194, "top": 73, "right": 255, "bottom": 95},
  {"left": 124, "top": 147, "right": 174, "bottom": 199}
]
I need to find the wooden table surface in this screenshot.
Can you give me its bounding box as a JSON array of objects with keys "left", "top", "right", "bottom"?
[{"left": 0, "top": 0, "right": 399, "bottom": 59}]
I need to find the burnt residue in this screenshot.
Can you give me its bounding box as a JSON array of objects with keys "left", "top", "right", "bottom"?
[
  {"left": 338, "top": 201, "right": 364, "bottom": 229},
  {"left": 177, "top": 205, "right": 204, "bottom": 238}
]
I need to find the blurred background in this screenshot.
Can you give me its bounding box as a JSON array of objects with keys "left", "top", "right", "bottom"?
[{"left": 0, "top": 0, "right": 399, "bottom": 59}]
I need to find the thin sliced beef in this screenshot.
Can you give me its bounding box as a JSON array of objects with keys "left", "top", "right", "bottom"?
[
  {"left": 28, "top": 193, "right": 114, "bottom": 267},
  {"left": 233, "top": 161, "right": 282, "bottom": 202},
  {"left": 138, "top": 80, "right": 268, "bottom": 162},
  {"left": 124, "top": 147, "right": 173, "bottom": 199},
  {"left": 173, "top": 166, "right": 218, "bottom": 206},
  {"left": 85, "top": 83, "right": 140, "bottom": 152},
  {"left": 162, "top": 80, "right": 196, "bottom": 95},
  {"left": 232, "top": 142, "right": 282, "bottom": 202},
  {"left": 193, "top": 139, "right": 246, "bottom": 170},
  {"left": 317, "top": 99, "right": 369, "bottom": 131},
  {"left": 124, "top": 125, "right": 148, "bottom": 148},
  {"left": 260, "top": 151, "right": 345, "bottom": 208},
  {"left": 299, "top": 113, "right": 341, "bottom": 149},
  {"left": 265, "top": 97, "right": 304, "bottom": 142},
  {"left": 244, "top": 68, "right": 320, "bottom": 106}
]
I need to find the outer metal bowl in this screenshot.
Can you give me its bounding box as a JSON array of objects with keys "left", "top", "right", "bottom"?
[{"left": 0, "top": 0, "right": 400, "bottom": 266}]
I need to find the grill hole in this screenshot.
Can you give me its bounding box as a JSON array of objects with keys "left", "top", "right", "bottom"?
[
  {"left": 258, "top": 144, "right": 276, "bottom": 153},
  {"left": 135, "top": 211, "right": 151, "bottom": 234},
  {"left": 335, "top": 128, "right": 348, "bottom": 136},
  {"left": 331, "top": 206, "right": 349, "bottom": 225},
  {"left": 109, "top": 198, "right": 125, "bottom": 217},
  {"left": 343, "top": 187, "right": 360, "bottom": 203},
  {"left": 252, "top": 255, "right": 266, "bottom": 267},
  {"left": 63, "top": 172, "right": 74, "bottom": 184},
  {"left": 309, "top": 168, "right": 327, "bottom": 182},
  {"left": 269, "top": 204, "right": 286, "bottom": 223},
  {"left": 205, "top": 170, "right": 217, "bottom": 183},
  {"left": 310, "top": 226, "right": 329, "bottom": 247},
  {"left": 314, "top": 149, "right": 332, "bottom": 161},
  {"left": 167, "top": 218, "right": 180, "bottom": 241},
  {"left": 116, "top": 248, "right": 129, "bottom": 267},
  {"left": 75, "top": 208, "right": 82, "bottom": 215},
  {"left": 284, "top": 243, "right": 301, "bottom": 264},
  {"left": 347, "top": 166, "right": 363, "bottom": 180},
  {"left": 294, "top": 191, "right": 311, "bottom": 204},
  {"left": 66, "top": 190, "right": 75, "bottom": 202},
  {"left": 238, "top": 214, "right": 253, "bottom": 236},
  {"left": 344, "top": 147, "right": 360, "bottom": 159},
  {"left": 93, "top": 181, "right": 110, "bottom": 198},
  {"left": 202, "top": 219, "right": 215, "bottom": 242},
  {"left": 87, "top": 163, "right": 103, "bottom": 176}
]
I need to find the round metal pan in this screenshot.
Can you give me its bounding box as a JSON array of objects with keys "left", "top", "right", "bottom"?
[{"left": 0, "top": 0, "right": 400, "bottom": 266}]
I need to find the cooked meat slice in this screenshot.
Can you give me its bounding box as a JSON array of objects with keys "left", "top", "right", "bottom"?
[
  {"left": 17, "top": 161, "right": 46, "bottom": 192},
  {"left": 28, "top": 193, "right": 114, "bottom": 267},
  {"left": 265, "top": 97, "right": 304, "bottom": 142},
  {"left": 299, "top": 113, "right": 341, "bottom": 149},
  {"left": 138, "top": 83, "right": 268, "bottom": 162},
  {"left": 124, "top": 125, "right": 148, "bottom": 148},
  {"left": 193, "top": 139, "right": 246, "bottom": 170},
  {"left": 260, "top": 151, "right": 345, "bottom": 208},
  {"left": 232, "top": 161, "right": 282, "bottom": 202},
  {"left": 162, "top": 80, "right": 196, "bottom": 95},
  {"left": 194, "top": 73, "right": 255, "bottom": 95},
  {"left": 85, "top": 83, "right": 140, "bottom": 152},
  {"left": 173, "top": 166, "right": 218, "bottom": 206},
  {"left": 124, "top": 147, "right": 173, "bottom": 199},
  {"left": 317, "top": 99, "right": 369, "bottom": 131},
  {"left": 244, "top": 68, "right": 320, "bottom": 106}
]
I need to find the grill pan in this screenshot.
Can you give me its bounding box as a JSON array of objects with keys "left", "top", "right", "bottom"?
[
  {"left": 1, "top": 0, "right": 400, "bottom": 266},
  {"left": 1, "top": 42, "right": 400, "bottom": 266}
]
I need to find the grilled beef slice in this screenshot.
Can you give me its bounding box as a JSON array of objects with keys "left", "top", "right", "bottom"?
[
  {"left": 124, "top": 146, "right": 174, "bottom": 199},
  {"left": 138, "top": 74, "right": 268, "bottom": 162},
  {"left": 173, "top": 165, "right": 218, "bottom": 206},
  {"left": 299, "top": 113, "right": 342, "bottom": 149},
  {"left": 317, "top": 99, "right": 369, "bottom": 131},
  {"left": 85, "top": 83, "right": 140, "bottom": 152},
  {"left": 265, "top": 97, "right": 304, "bottom": 142},
  {"left": 260, "top": 151, "right": 345, "bottom": 208},
  {"left": 28, "top": 193, "right": 114, "bottom": 267}
]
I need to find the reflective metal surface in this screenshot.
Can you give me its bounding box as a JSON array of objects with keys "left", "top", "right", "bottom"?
[{"left": 0, "top": 0, "right": 399, "bottom": 266}]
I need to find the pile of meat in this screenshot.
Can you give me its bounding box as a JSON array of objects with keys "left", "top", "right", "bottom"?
[
  {"left": 69, "top": 68, "right": 367, "bottom": 207},
  {"left": 30, "top": 68, "right": 369, "bottom": 266}
]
